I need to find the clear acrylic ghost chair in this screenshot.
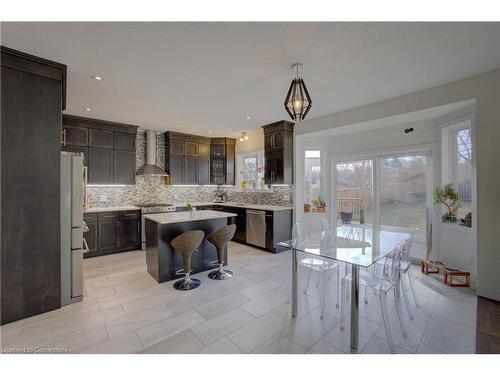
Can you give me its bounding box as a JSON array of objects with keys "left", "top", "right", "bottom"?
[
  {"left": 340, "top": 241, "right": 408, "bottom": 354},
  {"left": 398, "top": 229, "right": 419, "bottom": 319},
  {"left": 292, "top": 222, "right": 340, "bottom": 319}
]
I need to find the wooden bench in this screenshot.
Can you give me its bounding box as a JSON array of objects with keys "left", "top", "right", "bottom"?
[{"left": 421, "top": 259, "right": 470, "bottom": 287}]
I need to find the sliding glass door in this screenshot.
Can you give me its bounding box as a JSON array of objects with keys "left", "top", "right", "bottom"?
[
  {"left": 378, "top": 154, "right": 429, "bottom": 259},
  {"left": 334, "top": 151, "right": 431, "bottom": 260}
]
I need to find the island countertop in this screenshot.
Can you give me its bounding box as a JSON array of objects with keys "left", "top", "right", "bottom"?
[{"left": 143, "top": 210, "right": 236, "bottom": 225}]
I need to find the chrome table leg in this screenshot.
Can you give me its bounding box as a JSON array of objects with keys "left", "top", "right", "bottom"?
[
  {"left": 291, "top": 248, "right": 298, "bottom": 318},
  {"left": 350, "top": 264, "right": 360, "bottom": 352}
]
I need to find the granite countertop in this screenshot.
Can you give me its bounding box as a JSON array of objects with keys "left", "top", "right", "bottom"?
[
  {"left": 174, "top": 202, "right": 293, "bottom": 212},
  {"left": 143, "top": 210, "right": 236, "bottom": 225},
  {"left": 84, "top": 205, "right": 140, "bottom": 213}
]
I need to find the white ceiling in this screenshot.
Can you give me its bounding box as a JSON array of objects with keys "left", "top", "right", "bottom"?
[{"left": 2, "top": 22, "right": 499, "bottom": 138}]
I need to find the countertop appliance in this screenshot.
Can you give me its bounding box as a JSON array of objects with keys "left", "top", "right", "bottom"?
[
  {"left": 61, "top": 152, "right": 85, "bottom": 306},
  {"left": 138, "top": 203, "right": 176, "bottom": 250},
  {"left": 246, "top": 210, "right": 267, "bottom": 248}
]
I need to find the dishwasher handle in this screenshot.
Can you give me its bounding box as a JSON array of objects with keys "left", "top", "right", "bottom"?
[{"left": 246, "top": 210, "right": 266, "bottom": 215}]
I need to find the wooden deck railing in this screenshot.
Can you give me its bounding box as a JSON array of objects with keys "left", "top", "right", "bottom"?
[{"left": 336, "top": 197, "right": 363, "bottom": 221}]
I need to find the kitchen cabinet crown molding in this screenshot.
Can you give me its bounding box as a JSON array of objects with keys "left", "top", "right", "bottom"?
[
  {"left": 1, "top": 45, "right": 67, "bottom": 110},
  {"left": 63, "top": 114, "right": 138, "bottom": 134}
]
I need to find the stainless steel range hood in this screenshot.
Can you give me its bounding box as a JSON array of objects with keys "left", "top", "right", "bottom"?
[{"left": 136, "top": 130, "right": 169, "bottom": 176}]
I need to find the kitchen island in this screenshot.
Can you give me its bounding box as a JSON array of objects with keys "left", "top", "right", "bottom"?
[{"left": 144, "top": 210, "right": 237, "bottom": 283}]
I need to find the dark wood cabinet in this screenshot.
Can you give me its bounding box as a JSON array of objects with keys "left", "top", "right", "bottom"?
[
  {"left": 90, "top": 128, "right": 113, "bottom": 149},
  {"left": 197, "top": 143, "right": 210, "bottom": 158},
  {"left": 217, "top": 206, "right": 246, "bottom": 243},
  {"left": 262, "top": 121, "right": 294, "bottom": 185},
  {"left": 62, "top": 115, "right": 138, "bottom": 185},
  {"left": 197, "top": 158, "right": 210, "bottom": 185},
  {"left": 84, "top": 209, "right": 141, "bottom": 258},
  {"left": 170, "top": 140, "right": 184, "bottom": 155},
  {"left": 119, "top": 211, "right": 141, "bottom": 250},
  {"left": 210, "top": 138, "right": 236, "bottom": 185},
  {"left": 165, "top": 132, "right": 217, "bottom": 185},
  {"left": 184, "top": 156, "right": 197, "bottom": 184},
  {"left": 63, "top": 125, "right": 88, "bottom": 146},
  {"left": 83, "top": 213, "right": 98, "bottom": 254},
  {"left": 185, "top": 142, "right": 198, "bottom": 156},
  {"left": 264, "top": 209, "right": 292, "bottom": 253},
  {"left": 89, "top": 147, "right": 113, "bottom": 184},
  {"left": 168, "top": 155, "right": 184, "bottom": 184},
  {"left": 97, "top": 212, "right": 120, "bottom": 251},
  {"left": 114, "top": 132, "right": 135, "bottom": 151},
  {"left": 1, "top": 46, "right": 66, "bottom": 324},
  {"left": 113, "top": 150, "right": 136, "bottom": 185}
]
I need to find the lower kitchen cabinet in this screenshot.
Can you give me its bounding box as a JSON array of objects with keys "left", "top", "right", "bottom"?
[
  {"left": 83, "top": 210, "right": 141, "bottom": 258},
  {"left": 119, "top": 211, "right": 141, "bottom": 250},
  {"left": 83, "top": 213, "right": 98, "bottom": 255},
  {"left": 98, "top": 212, "right": 120, "bottom": 251}
]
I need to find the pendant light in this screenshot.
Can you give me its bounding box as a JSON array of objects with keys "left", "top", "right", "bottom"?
[
  {"left": 239, "top": 132, "right": 249, "bottom": 142},
  {"left": 284, "top": 62, "right": 312, "bottom": 121}
]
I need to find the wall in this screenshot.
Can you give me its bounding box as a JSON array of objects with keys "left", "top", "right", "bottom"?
[
  {"left": 295, "top": 69, "right": 500, "bottom": 300},
  {"left": 87, "top": 129, "right": 293, "bottom": 207}
]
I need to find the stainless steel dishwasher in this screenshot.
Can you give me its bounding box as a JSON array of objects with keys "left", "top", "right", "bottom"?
[{"left": 246, "top": 210, "right": 267, "bottom": 248}]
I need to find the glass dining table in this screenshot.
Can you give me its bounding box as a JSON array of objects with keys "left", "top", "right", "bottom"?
[{"left": 278, "top": 224, "right": 410, "bottom": 353}]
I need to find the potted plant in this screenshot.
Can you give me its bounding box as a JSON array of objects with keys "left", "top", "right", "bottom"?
[
  {"left": 340, "top": 211, "right": 353, "bottom": 224},
  {"left": 312, "top": 196, "right": 326, "bottom": 213},
  {"left": 460, "top": 212, "right": 472, "bottom": 228},
  {"left": 433, "top": 183, "right": 460, "bottom": 223},
  {"left": 186, "top": 203, "right": 196, "bottom": 214}
]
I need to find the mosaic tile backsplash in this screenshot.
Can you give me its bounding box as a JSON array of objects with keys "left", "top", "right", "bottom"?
[{"left": 87, "top": 130, "right": 294, "bottom": 208}]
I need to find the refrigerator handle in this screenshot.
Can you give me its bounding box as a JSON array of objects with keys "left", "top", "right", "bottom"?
[{"left": 83, "top": 166, "right": 89, "bottom": 209}]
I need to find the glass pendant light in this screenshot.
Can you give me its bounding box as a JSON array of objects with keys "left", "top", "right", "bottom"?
[{"left": 284, "top": 63, "right": 312, "bottom": 121}]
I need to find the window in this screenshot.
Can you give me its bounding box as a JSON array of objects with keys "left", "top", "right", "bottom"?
[
  {"left": 304, "top": 150, "right": 322, "bottom": 213},
  {"left": 453, "top": 126, "right": 473, "bottom": 220},
  {"left": 440, "top": 119, "right": 473, "bottom": 224},
  {"left": 243, "top": 156, "right": 257, "bottom": 188},
  {"left": 236, "top": 151, "right": 265, "bottom": 190}
]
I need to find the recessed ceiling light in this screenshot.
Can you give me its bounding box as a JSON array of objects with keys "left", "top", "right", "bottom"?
[
  {"left": 208, "top": 130, "right": 213, "bottom": 134},
  {"left": 245, "top": 116, "right": 251, "bottom": 120},
  {"left": 84, "top": 107, "right": 92, "bottom": 111},
  {"left": 92, "top": 75, "right": 103, "bottom": 81}
]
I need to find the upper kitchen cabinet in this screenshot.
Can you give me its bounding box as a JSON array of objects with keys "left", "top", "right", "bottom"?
[
  {"left": 210, "top": 137, "right": 236, "bottom": 185},
  {"left": 1, "top": 46, "right": 67, "bottom": 325},
  {"left": 262, "top": 120, "right": 294, "bottom": 185},
  {"left": 62, "top": 115, "right": 138, "bottom": 185},
  {"left": 62, "top": 125, "right": 88, "bottom": 146},
  {"left": 113, "top": 132, "right": 136, "bottom": 151},
  {"left": 165, "top": 131, "right": 212, "bottom": 185}
]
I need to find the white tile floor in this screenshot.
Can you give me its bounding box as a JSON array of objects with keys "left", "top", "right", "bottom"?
[{"left": 0, "top": 242, "right": 477, "bottom": 354}]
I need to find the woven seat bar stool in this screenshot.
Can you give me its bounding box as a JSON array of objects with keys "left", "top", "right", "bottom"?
[
  {"left": 171, "top": 230, "right": 205, "bottom": 290},
  {"left": 207, "top": 224, "right": 236, "bottom": 280}
]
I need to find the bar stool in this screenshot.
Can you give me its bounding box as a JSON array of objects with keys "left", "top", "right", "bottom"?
[
  {"left": 207, "top": 224, "right": 236, "bottom": 280},
  {"left": 171, "top": 230, "right": 205, "bottom": 290}
]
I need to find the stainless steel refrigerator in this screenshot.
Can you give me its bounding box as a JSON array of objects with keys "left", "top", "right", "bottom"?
[{"left": 60, "top": 152, "right": 85, "bottom": 305}]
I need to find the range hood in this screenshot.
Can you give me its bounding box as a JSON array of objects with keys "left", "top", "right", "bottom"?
[{"left": 136, "top": 130, "right": 169, "bottom": 176}]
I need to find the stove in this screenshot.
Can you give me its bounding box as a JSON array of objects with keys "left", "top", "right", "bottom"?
[
  {"left": 136, "top": 203, "right": 176, "bottom": 214},
  {"left": 138, "top": 203, "right": 176, "bottom": 249}
]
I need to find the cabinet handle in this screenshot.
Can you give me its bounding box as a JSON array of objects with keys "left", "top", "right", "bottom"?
[{"left": 61, "top": 129, "right": 67, "bottom": 146}]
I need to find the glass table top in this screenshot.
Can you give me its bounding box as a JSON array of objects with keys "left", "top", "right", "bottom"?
[{"left": 278, "top": 224, "right": 410, "bottom": 268}]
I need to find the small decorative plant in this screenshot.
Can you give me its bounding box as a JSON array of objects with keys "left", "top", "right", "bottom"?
[
  {"left": 312, "top": 196, "right": 326, "bottom": 213},
  {"left": 461, "top": 212, "right": 472, "bottom": 228},
  {"left": 433, "top": 183, "right": 460, "bottom": 222},
  {"left": 186, "top": 203, "right": 195, "bottom": 213}
]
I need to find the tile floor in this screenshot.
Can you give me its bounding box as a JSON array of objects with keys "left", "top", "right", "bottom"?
[{"left": 0, "top": 242, "right": 477, "bottom": 354}]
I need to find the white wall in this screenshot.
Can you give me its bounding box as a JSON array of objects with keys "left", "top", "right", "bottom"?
[{"left": 294, "top": 69, "right": 500, "bottom": 300}]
